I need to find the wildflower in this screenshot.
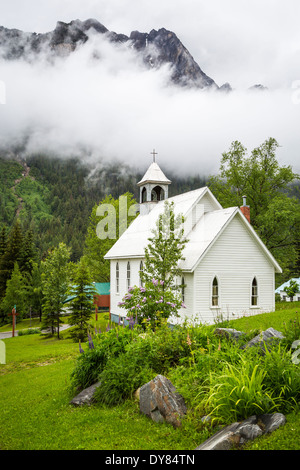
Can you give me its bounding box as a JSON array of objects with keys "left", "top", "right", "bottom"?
[
  {"left": 79, "top": 340, "right": 84, "bottom": 353},
  {"left": 186, "top": 333, "right": 192, "bottom": 346},
  {"left": 181, "top": 302, "right": 187, "bottom": 309},
  {"left": 118, "top": 301, "right": 125, "bottom": 306},
  {"left": 128, "top": 287, "right": 133, "bottom": 292},
  {"left": 152, "top": 278, "right": 158, "bottom": 286},
  {"left": 106, "top": 323, "right": 110, "bottom": 332},
  {"left": 160, "top": 280, "right": 164, "bottom": 285},
  {"left": 124, "top": 294, "right": 132, "bottom": 300},
  {"left": 140, "top": 287, "right": 146, "bottom": 292},
  {"left": 142, "top": 297, "right": 147, "bottom": 303},
  {"left": 88, "top": 334, "right": 94, "bottom": 350}
]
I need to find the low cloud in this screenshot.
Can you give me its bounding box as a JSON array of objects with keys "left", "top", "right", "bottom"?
[{"left": 0, "top": 30, "right": 299, "bottom": 177}]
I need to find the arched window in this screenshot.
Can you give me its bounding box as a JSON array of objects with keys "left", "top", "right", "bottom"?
[
  {"left": 151, "top": 185, "right": 164, "bottom": 201},
  {"left": 181, "top": 276, "right": 185, "bottom": 302},
  {"left": 127, "top": 262, "right": 131, "bottom": 291},
  {"left": 116, "top": 262, "right": 119, "bottom": 294},
  {"left": 212, "top": 277, "right": 219, "bottom": 307},
  {"left": 251, "top": 277, "right": 258, "bottom": 306},
  {"left": 141, "top": 187, "right": 147, "bottom": 203},
  {"left": 139, "top": 261, "right": 144, "bottom": 287}
]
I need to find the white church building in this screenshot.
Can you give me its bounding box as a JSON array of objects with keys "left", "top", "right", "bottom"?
[{"left": 104, "top": 156, "right": 282, "bottom": 325}]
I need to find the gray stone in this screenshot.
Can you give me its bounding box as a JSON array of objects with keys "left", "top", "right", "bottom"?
[
  {"left": 242, "top": 327, "right": 285, "bottom": 353},
  {"left": 195, "top": 413, "right": 286, "bottom": 450},
  {"left": 70, "top": 381, "right": 101, "bottom": 406},
  {"left": 214, "top": 328, "right": 246, "bottom": 342},
  {"left": 139, "top": 375, "right": 187, "bottom": 428},
  {"left": 258, "top": 413, "right": 287, "bottom": 434}
]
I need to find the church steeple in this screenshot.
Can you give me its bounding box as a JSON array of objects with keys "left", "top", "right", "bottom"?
[{"left": 138, "top": 150, "right": 171, "bottom": 215}]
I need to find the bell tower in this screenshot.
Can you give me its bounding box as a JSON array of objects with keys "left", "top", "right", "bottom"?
[{"left": 138, "top": 150, "right": 171, "bottom": 215}]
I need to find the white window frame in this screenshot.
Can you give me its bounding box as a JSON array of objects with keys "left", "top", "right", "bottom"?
[
  {"left": 127, "top": 261, "right": 131, "bottom": 291},
  {"left": 210, "top": 275, "right": 220, "bottom": 308},
  {"left": 116, "top": 262, "right": 119, "bottom": 294},
  {"left": 250, "top": 276, "right": 259, "bottom": 308}
]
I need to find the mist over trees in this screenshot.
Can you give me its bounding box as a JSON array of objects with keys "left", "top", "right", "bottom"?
[{"left": 0, "top": 138, "right": 299, "bottom": 326}]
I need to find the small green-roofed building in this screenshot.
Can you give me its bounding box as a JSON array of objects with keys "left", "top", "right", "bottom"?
[{"left": 64, "top": 282, "right": 110, "bottom": 311}]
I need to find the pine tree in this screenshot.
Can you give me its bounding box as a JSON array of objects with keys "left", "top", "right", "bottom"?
[
  {"left": 1, "top": 262, "right": 27, "bottom": 322},
  {"left": 68, "top": 259, "right": 96, "bottom": 342},
  {"left": 0, "top": 226, "right": 7, "bottom": 258},
  {"left": 19, "top": 229, "right": 36, "bottom": 275},
  {"left": 0, "top": 220, "right": 23, "bottom": 298}
]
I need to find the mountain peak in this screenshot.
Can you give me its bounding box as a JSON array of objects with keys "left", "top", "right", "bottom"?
[{"left": 0, "top": 19, "right": 218, "bottom": 89}]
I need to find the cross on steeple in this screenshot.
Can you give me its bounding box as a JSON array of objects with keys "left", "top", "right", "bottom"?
[{"left": 151, "top": 149, "right": 158, "bottom": 163}]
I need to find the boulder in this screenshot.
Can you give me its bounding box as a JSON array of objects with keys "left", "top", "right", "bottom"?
[
  {"left": 214, "top": 328, "right": 246, "bottom": 342},
  {"left": 70, "top": 381, "right": 101, "bottom": 406},
  {"left": 195, "top": 413, "right": 286, "bottom": 450},
  {"left": 139, "top": 375, "right": 187, "bottom": 428},
  {"left": 242, "top": 327, "right": 285, "bottom": 353}
]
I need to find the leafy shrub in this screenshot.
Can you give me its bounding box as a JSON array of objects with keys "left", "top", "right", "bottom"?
[
  {"left": 282, "top": 316, "right": 300, "bottom": 348},
  {"left": 18, "top": 328, "right": 41, "bottom": 336},
  {"left": 198, "top": 355, "right": 281, "bottom": 424},
  {"left": 70, "top": 326, "right": 136, "bottom": 390},
  {"left": 94, "top": 354, "right": 154, "bottom": 405},
  {"left": 261, "top": 345, "right": 300, "bottom": 413}
]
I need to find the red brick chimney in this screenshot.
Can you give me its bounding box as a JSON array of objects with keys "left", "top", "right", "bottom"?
[{"left": 240, "top": 195, "right": 250, "bottom": 223}]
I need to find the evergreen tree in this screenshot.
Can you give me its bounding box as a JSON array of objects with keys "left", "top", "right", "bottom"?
[
  {"left": 24, "top": 262, "right": 44, "bottom": 322},
  {"left": 19, "top": 229, "right": 36, "bottom": 275},
  {"left": 68, "top": 259, "right": 96, "bottom": 342},
  {"left": 41, "top": 243, "right": 71, "bottom": 338},
  {"left": 0, "top": 226, "right": 7, "bottom": 258},
  {"left": 1, "top": 262, "right": 27, "bottom": 323},
  {"left": 0, "top": 220, "right": 23, "bottom": 298}
]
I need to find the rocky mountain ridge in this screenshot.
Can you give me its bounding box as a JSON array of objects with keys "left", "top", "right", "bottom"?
[{"left": 0, "top": 18, "right": 219, "bottom": 89}]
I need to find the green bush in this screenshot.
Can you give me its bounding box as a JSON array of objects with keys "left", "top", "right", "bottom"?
[
  {"left": 261, "top": 346, "right": 300, "bottom": 413},
  {"left": 198, "top": 354, "right": 281, "bottom": 424},
  {"left": 70, "top": 326, "right": 135, "bottom": 390},
  {"left": 94, "top": 354, "right": 154, "bottom": 405},
  {"left": 18, "top": 328, "right": 41, "bottom": 336}
]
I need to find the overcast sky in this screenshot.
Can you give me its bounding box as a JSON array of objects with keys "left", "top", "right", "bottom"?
[{"left": 0, "top": 0, "right": 300, "bottom": 175}]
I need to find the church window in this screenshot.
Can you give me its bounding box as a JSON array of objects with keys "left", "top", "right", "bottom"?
[
  {"left": 127, "top": 262, "right": 131, "bottom": 291},
  {"left": 181, "top": 276, "right": 185, "bottom": 302},
  {"left": 116, "top": 262, "right": 119, "bottom": 294},
  {"left": 139, "top": 261, "right": 144, "bottom": 287},
  {"left": 141, "top": 187, "right": 147, "bottom": 203},
  {"left": 151, "top": 186, "right": 164, "bottom": 201},
  {"left": 212, "top": 277, "right": 219, "bottom": 307},
  {"left": 251, "top": 277, "right": 258, "bottom": 306}
]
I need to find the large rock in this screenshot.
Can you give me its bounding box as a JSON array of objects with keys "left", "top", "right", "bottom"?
[
  {"left": 139, "top": 375, "right": 187, "bottom": 428},
  {"left": 242, "top": 327, "right": 285, "bottom": 353},
  {"left": 214, "top": 328, "right": 246, "bottom": 342},
  {"left": 70, "top": 381, "right": 101, "bottom": 406},
  {"left": 196, "top": 413, "right": 286, "bottom": 450}
]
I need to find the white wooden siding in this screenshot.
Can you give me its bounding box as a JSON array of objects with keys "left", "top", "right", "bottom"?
[{"left": 192, "top": 215, "right": 275, "bottom": 324}]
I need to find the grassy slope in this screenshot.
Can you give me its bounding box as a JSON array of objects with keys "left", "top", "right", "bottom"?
[{"left": 0, "top": 306, "right": 299, "bottom": 451}]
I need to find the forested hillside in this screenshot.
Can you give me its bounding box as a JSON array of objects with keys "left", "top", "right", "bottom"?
[{"left": 0, "top": 153, "right": 207, "bottom": 262}]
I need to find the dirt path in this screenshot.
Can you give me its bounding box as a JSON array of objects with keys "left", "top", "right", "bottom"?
[{"left": 11, "top": 158, "right": 32, "bottom": 217}]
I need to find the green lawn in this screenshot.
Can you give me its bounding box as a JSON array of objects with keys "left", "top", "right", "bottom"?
[{"left": 0, "top": 305, "right": 299, "bottom": 451}]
